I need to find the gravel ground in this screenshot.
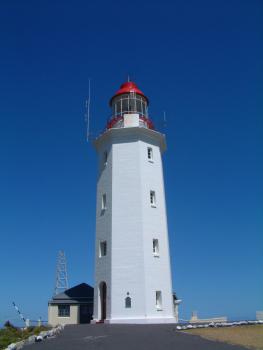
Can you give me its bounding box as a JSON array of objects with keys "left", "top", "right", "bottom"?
[{"left": 186, "top": 325, "right": 263, "bottom": 350}]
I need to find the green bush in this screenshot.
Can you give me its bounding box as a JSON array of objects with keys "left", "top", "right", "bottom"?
[{"left": 0, "top": 324, "right": 50, "bottom": 350}]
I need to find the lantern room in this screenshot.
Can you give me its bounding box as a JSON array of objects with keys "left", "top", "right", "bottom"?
[{"left": 107, "top": 81, "right": 154, "bottom": 130}]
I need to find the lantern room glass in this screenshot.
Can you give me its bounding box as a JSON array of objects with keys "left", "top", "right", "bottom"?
[{"left": 111, "top": 93, "right": 148, "bottom": 119}]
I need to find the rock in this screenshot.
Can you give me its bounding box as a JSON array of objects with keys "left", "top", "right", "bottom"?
[
  {"left": 7, "top": 344, "right": 16, "bottom": 350},
  {"left": 47, "top": 330, "right": 54, "bottom": 337},
  {"left": 15, "top": 341, "right": 25, "bottom": 350},
  {"left": 186, "top": 325, "right": 193, "bottom": 329},
  {"left": 26, "top": 335, "right": 36, "bottom": 344},
  {"left": 176, "top": 326, "right": 182, "bottom": 330},
  {"left": 39, "top": 331, "right": 48, "bottom": 339},
  {"left": 35, "top": 336, "right": 43, "bottom": 342}
]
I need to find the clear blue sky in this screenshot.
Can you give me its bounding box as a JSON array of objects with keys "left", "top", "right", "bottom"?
[{"left": 0, "top": 0, "right": 262, "bottom": 325}]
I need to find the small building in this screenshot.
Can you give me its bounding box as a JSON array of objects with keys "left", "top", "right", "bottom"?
[
  {"left": 48, "top": 283, "right": 93, "bottom": 326},
  {"left": 190, "top": 311, "right": 227, "bottom": 324}
]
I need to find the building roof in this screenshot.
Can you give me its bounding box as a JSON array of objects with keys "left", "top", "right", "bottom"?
[{"left": 49, "top": 283, "right": 94, "bottom": 305}]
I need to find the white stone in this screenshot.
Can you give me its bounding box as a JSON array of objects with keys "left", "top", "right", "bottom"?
[
  {"left": 35, "top": 336, "right": 43, "bottom": 342},
  {"left": 7, "top": 344, "right": 16, "bottom": 350},
  {"left": 26, "top": 336, "right": 36, "bottom": 344},
  {"left": 15, "top": 341, "right": 25, "bottom": 350}
]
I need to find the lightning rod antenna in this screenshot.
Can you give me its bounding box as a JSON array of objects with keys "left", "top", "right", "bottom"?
[
  {"left": 163, "top": 111, "right": 167, "bottom": 129},
  {"left": 85, "top": 79, "right": 91, "bottom": 142}
]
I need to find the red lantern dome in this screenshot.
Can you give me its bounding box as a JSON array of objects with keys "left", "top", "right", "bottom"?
[{"left": 110, "top": 81, "right": 149, "bottom": 106}]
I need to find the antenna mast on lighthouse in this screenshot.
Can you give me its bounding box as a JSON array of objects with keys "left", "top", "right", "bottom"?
[
  {"left": 85, "top": 79, "right": 91, "bottom": 142},
  {"left": 163, "top": 111, "right": 167, "bottom": 128}
]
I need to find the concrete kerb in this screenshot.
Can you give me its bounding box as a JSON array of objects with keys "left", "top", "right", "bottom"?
[
  {"left": 176, "top": 320, "right": 263, "bottom": 330},
  {"left": 5, "top": 325, "right": 65, "bottom": 350}
]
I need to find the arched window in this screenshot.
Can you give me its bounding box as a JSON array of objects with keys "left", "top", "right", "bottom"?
[{"left": 125, "top": 296, "right": 131, "bottom": 308}]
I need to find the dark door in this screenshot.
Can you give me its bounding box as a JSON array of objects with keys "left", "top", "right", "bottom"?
[
  {"left": 79, "top": 304, "right": 92, "bottom": 323},
  {"left": 101, "top": 282, "right": 107, "bottom": 321}
]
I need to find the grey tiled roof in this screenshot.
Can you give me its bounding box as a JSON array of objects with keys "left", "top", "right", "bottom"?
[{"left": 49, "top": 283, "right": 94, "bottom": 305}]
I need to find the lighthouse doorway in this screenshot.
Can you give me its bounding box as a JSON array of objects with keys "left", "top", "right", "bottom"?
[{"left": 99, "top": 282, "right": 107, "bottom": 321}]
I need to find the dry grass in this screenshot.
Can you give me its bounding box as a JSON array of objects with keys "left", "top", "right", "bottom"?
[{"left": 186, "top": 325, "right": 263, "bottom": 350}]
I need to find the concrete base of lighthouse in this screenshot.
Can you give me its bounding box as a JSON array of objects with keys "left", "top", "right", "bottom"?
[
  {"left": 106, "top": 317, "right": 177, "bottom": 324},
  {"left": 92, "top": 317, "right": 177, "bottom": 324}
]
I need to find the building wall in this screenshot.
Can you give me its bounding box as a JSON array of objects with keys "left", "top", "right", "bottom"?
[
  {"left": 190, "top": 316, "right": 228, "bottom": 323},
  {"left": 111, "top": 136, "right": 146, "bottom": 320},
  {"left": 93, "top": 139, "right": 113, "bottom": 321},
  {"left": 48, "top": 305, "right": 79, "bottom": 326},
  {"left": 93, "top": 127, "right": 175, "bottom": 323},
  {"left": 138, "top": 137, "right": 174, "bottom": 320}
]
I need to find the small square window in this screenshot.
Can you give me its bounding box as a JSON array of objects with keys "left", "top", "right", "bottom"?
[
  {"left": 153, "top": 239, "right": 159, "bottom": 256},
  {"left": 58, "top": 304, "right": 70, "bottom": 317},
  {"left": 99, "top": 241, "right": 107, "bottom": 257},
  {"left": 147, "top": 147, "right": 153, "bottom": 161},
  {"left": 150, "top": 191, "right": 156, "bottom": 207},
  {"left": 156, "top": 291, "right": 162, "bottom": 310},
  {"left": 101, "top": 194, "right": 107, "bottom": 211}
]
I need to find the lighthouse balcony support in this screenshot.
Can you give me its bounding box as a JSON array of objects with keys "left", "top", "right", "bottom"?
[{"left": 107, "top": 113, "right": 154, "bottom": 130}]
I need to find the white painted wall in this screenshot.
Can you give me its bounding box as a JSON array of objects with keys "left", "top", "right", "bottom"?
[{"left": 93, "top": 126, "right": 176, "bottom": 323}]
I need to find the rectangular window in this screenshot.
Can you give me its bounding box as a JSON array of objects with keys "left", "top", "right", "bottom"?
[
  {"left": 125, "top": 296, "right": 131, "bottom": 308},
  {"left": 147, "top": 147, "right": 153, "bottom": 161},
  {"left": 153, "top": 239, "right": 159, "bottom": 256},
  {"left": 150, "top": 191, "right": 156, "bottom": 207},
  {"left": 58, "top": 304, "right": 70, "bottom": 317},
  {"left": 101, "top": 194, "right": 107, "bottom": 211},
  {"left": 104, "top": 151, "right": 108, "bottom": 166},
  {"left": 156, "top": 291, "right": 162, "bottom": 310},
  {"left": 99, "top": 241, "right": 107, "bottom": 257}
]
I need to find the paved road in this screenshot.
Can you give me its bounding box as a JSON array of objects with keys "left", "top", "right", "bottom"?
[{"left": 25, "top": 324, "right": 248, "bottom": 350}]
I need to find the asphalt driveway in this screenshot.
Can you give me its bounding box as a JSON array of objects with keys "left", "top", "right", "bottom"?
[{"left": 25, "top": 324, "right": 248, "bottom": 350}]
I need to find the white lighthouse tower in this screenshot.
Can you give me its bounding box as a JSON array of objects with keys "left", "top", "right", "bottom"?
[{"left": 92, "top": 81, "right": 178, "bottom": 324}]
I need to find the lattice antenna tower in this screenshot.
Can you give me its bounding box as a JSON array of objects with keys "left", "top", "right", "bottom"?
[{"left": 54, "top": 250, "right": 69, "bottom": 295}]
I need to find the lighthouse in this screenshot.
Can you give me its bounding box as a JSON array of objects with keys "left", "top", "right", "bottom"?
[{"left": 92, "top": 81, "right": 177, "bottom": 324}]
